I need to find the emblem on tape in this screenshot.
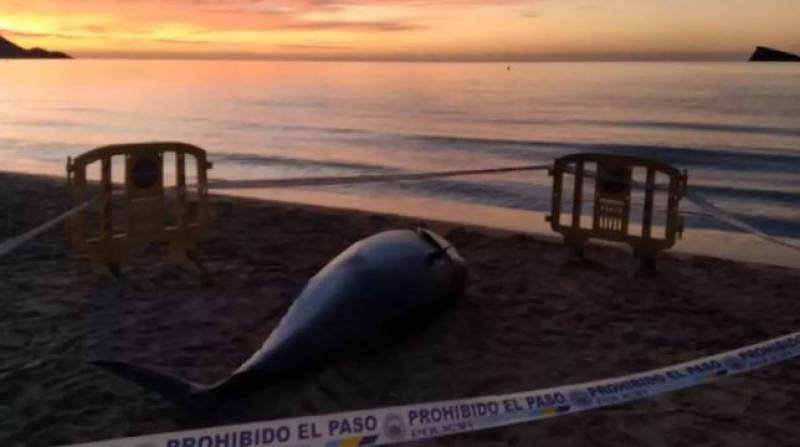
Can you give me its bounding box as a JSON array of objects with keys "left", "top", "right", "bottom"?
[
  {"left": 568, "top": 389, "right": 594, "bottom": 408},
  {"left": 723, "top": 356, "right": 746, "bottom": 372},
  {"left": 382, "top": 413, "right": 407, "bottom": 441}
]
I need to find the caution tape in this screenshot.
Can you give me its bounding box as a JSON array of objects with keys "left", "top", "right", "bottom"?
[
  {"left": 62, "top": 329, "right": 800, "bottom": 447},
  {"left": 685, "top": 191, "right": 800, "bottom": 253},
  {"left": 209, "top": 164, "right": 552, "bottom": 189},
  {"left": 0, "top": 195, "right": 98, "bottom": 258}
]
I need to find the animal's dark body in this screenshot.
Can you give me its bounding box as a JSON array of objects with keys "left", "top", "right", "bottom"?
[{"left": 95, "top": 228, "right": 467, "bottom": 416}]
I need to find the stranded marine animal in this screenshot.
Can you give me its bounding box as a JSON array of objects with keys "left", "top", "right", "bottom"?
[{"left": 95, "top": 228, "right": 467, "bottom": 415}]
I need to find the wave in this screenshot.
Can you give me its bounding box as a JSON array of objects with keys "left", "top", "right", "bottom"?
[
  {"left": 689, "top": 185, "right": 800, "bottom": 207},
  {"left": 247, "top": 98, "right": 330, "bottom": 109},
  {"left": 685, "top": 213, "right": 800, "bottom": 239},
  {"left": 193, "top": 118, "right": 800, "bottom": 174},
  {"left": 0, "top": 138, "right": 88, "bottom": 155},
  {"left": 403, "top": 134, "right": 800, "bottom": 174},
  {"left": 211, "top": 152, "right": 395, "bottom": 174},
  {"left": 476, "top": 117, "right": 800, "bottom": 138},
  {"left": 606, "top": 120, "right": 800, "bottom": 137},
  {"left": 1, "top": 119, "right": 83, "bottom": 129},
  {"left": 216, "top": 120, "right": 376, "bottom": 136}
]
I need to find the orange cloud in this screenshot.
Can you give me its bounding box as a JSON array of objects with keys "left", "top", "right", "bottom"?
[{"left": 2, "top": 0, "right": 799, "bottom": 60}]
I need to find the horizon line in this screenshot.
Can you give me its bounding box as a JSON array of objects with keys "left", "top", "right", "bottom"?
[{"left": 68, "top": 51, "right": 750, "bottom": 63}]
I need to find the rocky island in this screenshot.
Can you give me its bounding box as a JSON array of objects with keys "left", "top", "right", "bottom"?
[
  {"left": 0, "top": 35, "right": 71, "bottom": 59},
  {"left": 749, "top": 46, "right": 800, "bottom": 62}
]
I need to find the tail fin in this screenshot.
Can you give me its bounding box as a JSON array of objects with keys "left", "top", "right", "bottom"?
[{"left": 94, "top": 360, "right": 218, "bottom": 422}]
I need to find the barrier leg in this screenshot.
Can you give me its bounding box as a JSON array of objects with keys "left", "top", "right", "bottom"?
[
  {"left": 168, "top": 233, "right": 205, "bottom": 274},
  {"left": 631, "top": 249, "right": 657, "bottom": 276}
]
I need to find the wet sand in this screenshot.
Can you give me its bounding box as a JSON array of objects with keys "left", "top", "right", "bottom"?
[{"left": 2, "top": 171, "right": 800, "bottom": 447}]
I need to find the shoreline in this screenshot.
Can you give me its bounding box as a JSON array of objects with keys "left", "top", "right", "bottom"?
[
  {"left": 2, "top": 168, "right": 798, "bottom": 270},
  {"left": 3, "top": 170, "right": 800, "bottom": 446},
  {"left": 222, "top": 187, "right": 800, "bottom": 270}
]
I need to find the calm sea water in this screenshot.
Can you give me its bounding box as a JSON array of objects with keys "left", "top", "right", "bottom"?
[{"left": 1, "top": 60, "right": 799, "bottom": 244}]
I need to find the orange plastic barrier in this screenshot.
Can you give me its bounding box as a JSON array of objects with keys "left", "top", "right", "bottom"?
[
  {"left": 66, "top": 142, "right": 213, "bottom": 275},
  {"left": 547, "top": 153, "right": 687, "bottom": 269}
]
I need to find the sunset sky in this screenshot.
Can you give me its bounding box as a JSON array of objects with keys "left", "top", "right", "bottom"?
[{"left": 1, "top": 0, "right": 798, "bottom": 60}]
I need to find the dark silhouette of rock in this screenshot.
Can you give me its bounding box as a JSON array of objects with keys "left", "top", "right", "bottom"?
[
  {"left": 749, "top": 46, "right": 800, "bottom": 62},
  {"left": 0, "top": 35, "right": 71, "bottom": 59}
]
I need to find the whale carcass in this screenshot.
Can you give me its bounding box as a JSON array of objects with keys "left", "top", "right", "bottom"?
[{"left": 95, "top": 228, "right": 467, "bottom": 414}]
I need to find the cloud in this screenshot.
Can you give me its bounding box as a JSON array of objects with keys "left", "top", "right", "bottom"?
[
  {"left": 151, "top": 36, "right": 213, "bottom": 44},
  {"left": 274, "top": 43, "right": 353, "bottom": 50},
  {"left": 1, "top": 0, "right": 533, "bottom": 50},
  {"left": 162, "top": 0, "right": 529, "bottom": 11},
  {"left": 1, "top": 28, "right": 86, "bottom": 40},
  {"left": 275, "top": 19, "right": 422, "bottom": 32}
]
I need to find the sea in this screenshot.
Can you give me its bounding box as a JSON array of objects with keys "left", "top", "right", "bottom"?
[{"left": 1, "top": 60, "right": 798, "bottom": 265}]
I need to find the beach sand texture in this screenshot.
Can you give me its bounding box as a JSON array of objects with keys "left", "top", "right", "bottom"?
[{"left": 2, "top": 171, "right": 800, "bottom": 447}]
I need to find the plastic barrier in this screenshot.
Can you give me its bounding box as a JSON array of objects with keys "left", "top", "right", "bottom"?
[
  {"left": 66, "top": 142, "right": 213, "bottom": 275},
  {"left": 548, "top": 153, "right": 688, "bottom": 267}
]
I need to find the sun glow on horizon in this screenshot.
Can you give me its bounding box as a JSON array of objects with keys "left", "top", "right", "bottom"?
[{"left": 1, "top": 0, "right": 799, "bottom": 60}]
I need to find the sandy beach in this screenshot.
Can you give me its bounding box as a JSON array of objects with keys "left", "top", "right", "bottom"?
[{"left": 2, "top": 170, "right": 800, "bottom": 447}]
